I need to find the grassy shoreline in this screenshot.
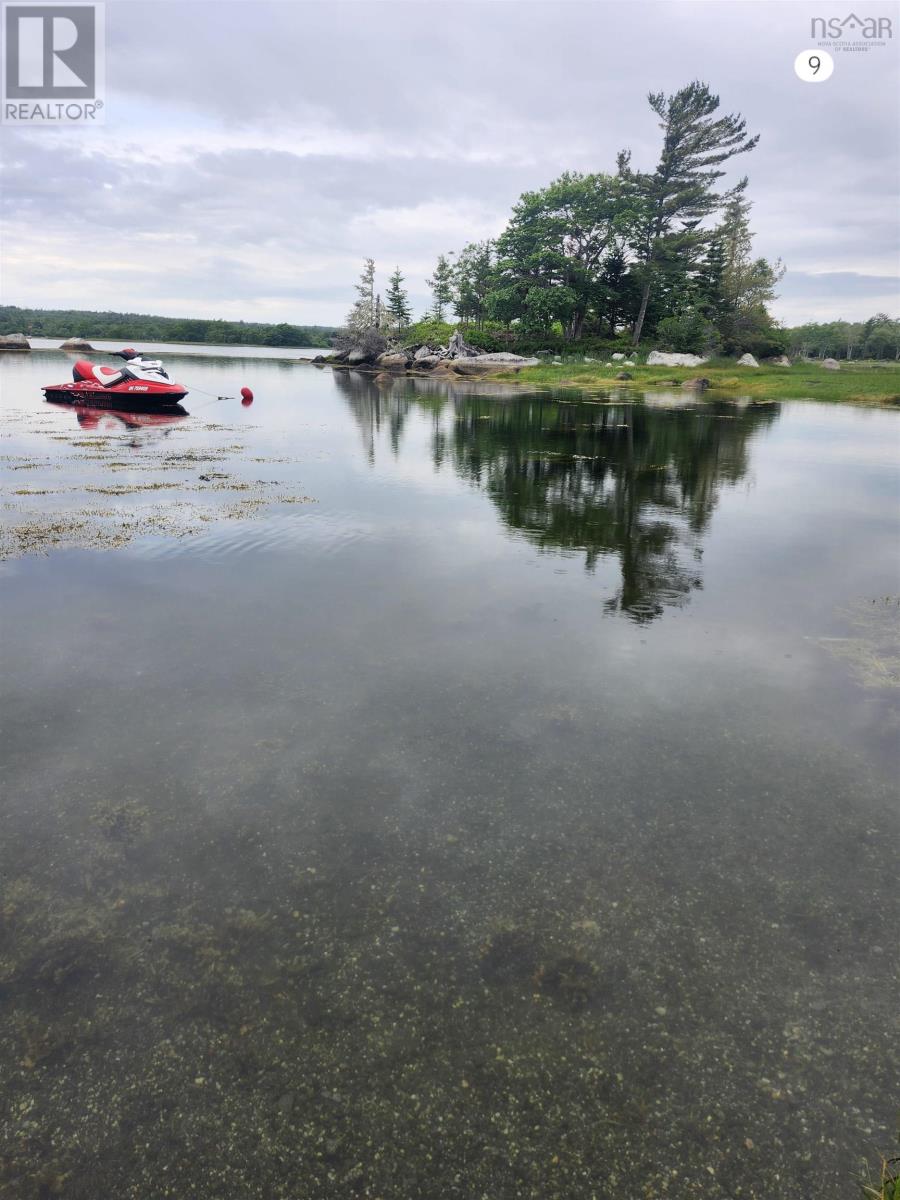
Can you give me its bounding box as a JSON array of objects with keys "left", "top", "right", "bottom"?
[{"left": 500, "top": 358, "right": 900, "bottom": 404}]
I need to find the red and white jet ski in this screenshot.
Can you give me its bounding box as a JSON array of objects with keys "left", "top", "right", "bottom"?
[{"left": 42, "top": 349, "right": 188, "bottom": 407}]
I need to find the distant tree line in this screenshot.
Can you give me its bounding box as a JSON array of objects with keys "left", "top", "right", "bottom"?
[
  {"left": 346, "top": 81, "right": 793, "bottom": 358},
  {"left": 785, "top": 314, "right": 900, "bottom": 360},
  {"left": 0, "top": 306, "right": 337, "bottom": 348}
]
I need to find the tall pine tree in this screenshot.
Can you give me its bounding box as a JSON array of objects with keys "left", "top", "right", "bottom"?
[{"left": 629, "top": 82, "right": 759, "bottom": 346}]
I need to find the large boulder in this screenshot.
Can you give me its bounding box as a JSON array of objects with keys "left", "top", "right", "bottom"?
[
  {"left": 452, "top": 360, "right": 506, "bottom": 376},
  {"left": 611, "top": 352, "right": 626, "bottom": 361},
  {"left": 646, "top": 350, "right": 708, "bottom": 367},
  {"left": 60, "top": 337, "right": 93, "bottom": 351},
  {"left": 413, "top": 344, "right": 436, "bottom": 362},
  {"left": 770, "top": 355, "right": 791, "bottom": 366},
  {"left": 820, "top": 358, "right": 840, "bottom": 370},
  {"left": 332, "top": 329, "right": 387, "bottom": 364},
  {"left": 412, "top": 355, "right": 443, "bottom": 370},
  {"left": 615, "top": 371, "right": 633, "bottom": 381},
  {"left": 0, "top": 332, "right": 30, "bottom": 350},
  {"left": 452, "top": 358, "right": 534, "bottom": 376},
  {"left": 375, "top": 351, "right": 410, "bottom": 370},
  {"left": 736, "top": 353, "right": 759, "bottom": 367},
  {"left": 470, "top": 352, "right": 538, "bottom": 366}
]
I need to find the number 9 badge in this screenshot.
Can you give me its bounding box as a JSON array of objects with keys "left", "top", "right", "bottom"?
[{"left": 795, "top": 49, "right": 834, "bottom": 82}]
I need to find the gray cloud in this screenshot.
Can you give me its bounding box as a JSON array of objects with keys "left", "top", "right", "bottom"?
[{"left": 1, "top": 0, "right": 897, "bottom": 324}]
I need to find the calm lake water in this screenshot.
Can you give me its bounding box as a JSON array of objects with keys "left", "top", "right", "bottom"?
[{"left": 1, "top": 346, "right": 898, "bottom": 1199}]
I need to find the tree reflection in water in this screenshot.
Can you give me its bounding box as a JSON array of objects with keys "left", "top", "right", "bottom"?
[{"left": 336, "top": 371, "right": 780, "bottom": 622}]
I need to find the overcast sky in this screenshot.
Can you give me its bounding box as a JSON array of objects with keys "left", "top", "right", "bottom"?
[{"left": 1, "top": 0, "right": 898, "bottom": 328}]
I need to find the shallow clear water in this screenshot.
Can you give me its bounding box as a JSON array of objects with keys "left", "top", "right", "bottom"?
[{"left": 1, "top": 348, "right": 898, "bottom": 1198}]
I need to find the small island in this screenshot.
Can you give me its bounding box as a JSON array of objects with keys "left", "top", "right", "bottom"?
[{"left": 307, "top": 82, "right": 898, "bottom": 406}]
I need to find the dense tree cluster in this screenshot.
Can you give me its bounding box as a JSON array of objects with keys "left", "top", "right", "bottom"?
[
  {"left": 786, "top": 314, "right": 900, "bottom": 361},
  {"left": 350, "top": 82, "right": 800, "bottom": 357},
  {"left": 442, "top": 82, "right": 784, "bottom": 354},
  {"left": 0, "top": 306, "right": 335, "bottom": 348}
]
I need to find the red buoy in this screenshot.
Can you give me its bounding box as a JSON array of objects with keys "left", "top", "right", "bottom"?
[{"left": 240, "top": 386, "right": 254, "bottom": 406}]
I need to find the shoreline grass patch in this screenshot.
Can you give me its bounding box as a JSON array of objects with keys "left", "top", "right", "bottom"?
[{"left": 504, "top": 359, "right": 900, "bottom": 405}]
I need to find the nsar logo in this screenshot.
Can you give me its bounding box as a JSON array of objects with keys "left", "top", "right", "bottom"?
[{"left": 811, "top": 12, "right": 893, "bottom": 38}]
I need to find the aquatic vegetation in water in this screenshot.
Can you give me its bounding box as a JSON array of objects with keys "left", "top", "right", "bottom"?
[
  {"left": 90, "top": 797, "right": 149, "bottom": 844},
  {"left": 479, "top": 929, "right": 541, "bottom": 984},
  {"left": 1, "top": 904, "right": 109, "bottom": 993},
  {"left": 18, "top": 1165, "right": 70, "bottom": 1198},
  {"left": 0, "top": 377, "right": 897, "bottom": 1197},
  {"left": 223, "top": 907, "right": 271, "bottom": 938},
  {"left": 811, "top": 597, "right": 900, "bottom": 689},
  {"left": 861, "top": 1155, "right": 900, "bottom": 1200},
  {"left": 0, "top": 411, "right": 317, "bottom": 558},
  {"left": 538, "top": 954, "right": 600, "bottom": 1012}
]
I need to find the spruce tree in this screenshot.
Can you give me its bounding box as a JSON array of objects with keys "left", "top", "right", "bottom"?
[
  {"left": 426, "top": 254, "right": 454, "bottom": 323},
  {"left": 385, "top": 266, "right": 412, "bottom": 332}
]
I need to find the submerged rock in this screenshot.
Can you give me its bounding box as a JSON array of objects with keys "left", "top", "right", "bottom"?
[
  {"left": 60, "top": 337, "right": 94, "bottom": 351},
  {"left": 646, "top": 350, "right": 708, "bottom": 367},
  {"left": 682, "top": 377, "right": 710, "bottom": 391}
]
